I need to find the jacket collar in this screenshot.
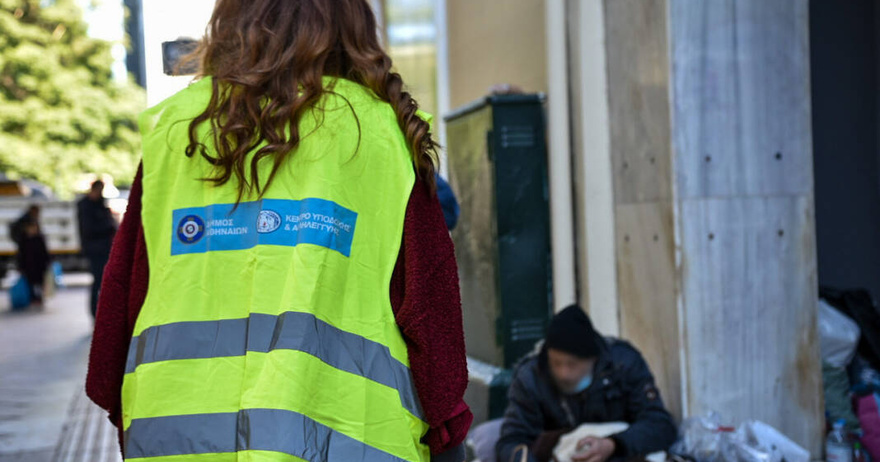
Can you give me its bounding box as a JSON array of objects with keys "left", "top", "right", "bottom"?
[{"left": 536, "top": 337, "right": 616, "bottom": 394}]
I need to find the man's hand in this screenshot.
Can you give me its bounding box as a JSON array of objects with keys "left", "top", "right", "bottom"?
[{"left": 571, "top": 437, "right": 615, "bottom": 462}]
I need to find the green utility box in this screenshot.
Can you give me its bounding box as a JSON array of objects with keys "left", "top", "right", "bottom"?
[{"left": 445, "top": 94, "right": 553, "bottom": 420}]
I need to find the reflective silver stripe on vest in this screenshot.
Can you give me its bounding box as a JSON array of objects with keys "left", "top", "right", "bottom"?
[
  {"left": 124, "top": 409, "right": 410, "bottom": 461},
  {"left": 125, "top": 312, "right": 424, "bottom": 420}
]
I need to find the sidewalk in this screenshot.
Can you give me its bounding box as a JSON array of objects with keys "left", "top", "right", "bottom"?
[{"left": 0, "top": 275, "right": 121, "bottom": 462}]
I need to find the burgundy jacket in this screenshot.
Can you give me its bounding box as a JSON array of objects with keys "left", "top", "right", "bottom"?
[{"left": 85, "top": 165, "right": 473, "bottom": 457}]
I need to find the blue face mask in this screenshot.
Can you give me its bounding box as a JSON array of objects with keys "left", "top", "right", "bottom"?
[{"left": 572, "top": 374, "right": 593, "bottom": 394}]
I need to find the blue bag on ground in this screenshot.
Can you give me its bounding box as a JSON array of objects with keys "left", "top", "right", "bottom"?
[
  {"left": 10, "top": 276, "right": 31, "bottom": 310},
  {"left": 52, "top": 262, "right": 64, "bottom": 288}
]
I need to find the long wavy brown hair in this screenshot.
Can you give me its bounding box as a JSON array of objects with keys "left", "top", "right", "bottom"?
[{"left": 185, "top": 0, "right": 438, "bottom": 202}]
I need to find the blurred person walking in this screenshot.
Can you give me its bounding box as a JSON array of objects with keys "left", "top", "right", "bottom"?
[
  {"left": 85, "top": 1, "right": 471, "bottom": 461},
  {"left": 9, "top": 205, "right": 40, "bottom": 249},
  {"left": 15, "top": 215, "right": 49, "bottom": 308},
  {"left": 77, "top": 180, "right": 117, "bottom": 318}
]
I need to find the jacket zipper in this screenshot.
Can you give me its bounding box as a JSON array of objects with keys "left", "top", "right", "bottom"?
[{"left": 560, "top": 397, "right": 576, "bottom": 427}]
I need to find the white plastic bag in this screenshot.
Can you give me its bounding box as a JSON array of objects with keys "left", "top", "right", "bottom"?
[
  {"left": 672, "top": 414, "right": 808, "bottom": 462},
  {"left": 818, "top": 299, "right": 861, "bottom": 368},
  {"left": 738, "top": 420, "right": 809, "bottom": 462}
]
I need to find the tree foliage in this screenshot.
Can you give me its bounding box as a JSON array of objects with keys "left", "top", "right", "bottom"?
[{"left": 0, "top": 0, "right": 144, "bottom": 197}]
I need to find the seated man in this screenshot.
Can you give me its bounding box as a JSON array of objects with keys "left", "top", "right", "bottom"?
[{"left": 496, "top": 305, "right": 677, "bottom": 462}]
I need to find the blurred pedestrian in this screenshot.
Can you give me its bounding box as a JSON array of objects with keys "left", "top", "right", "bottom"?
[
  {"left": 86, "top": 1, "right": 471, "bottom": 461},
  {"left": 77, "top": 180, "right": 116, "bottom": 318},
  {"left": 9, "top": 205, "right": 39, "bottom": 248},
  {"left": 16, "top": 218, "right": 49, "bottom": 308}
]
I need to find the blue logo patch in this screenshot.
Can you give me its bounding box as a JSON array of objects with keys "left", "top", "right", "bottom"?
[
  {"left": 257, "top": 210, "right": 282, "bottom": 234},
  {"left": 176, "top": 215, "right": 205, "bottom": 244},
  {"left": 170, "top": 198, "right": 358, "bottom": 257}
]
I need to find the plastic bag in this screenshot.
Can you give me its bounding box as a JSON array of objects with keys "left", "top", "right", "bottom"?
[
  {"left": 671, "top": 413, "right": 728, "bottom": 462},
  {"left": 738, "top": 421, "right": 809, "bottom": 462},
  {"left": 819, "top": 298, "right": 861, "bottom": 368},
  {"left": 851, "top": 356, "right": 880, "bottom": 394},
  {"left": 10, "top": 276, "right": 30, "bottom": 310},
  {"left": 466, "top": 418, "right": 503, "bottom": 462},
  {"left": 855, "top": 393, "right": 880, "bottom": 461},
  {"left": 43, "top": 265, "right": 55, "bottom": 300},
  {"left": 824, "top": 363, "right": 861, "bottom": 429},
  {"left": 52, "top": 261, "right": 64, "bottom": 288},
  {"left": 672, "top": 414, "right": 808, "bottom": 462}
]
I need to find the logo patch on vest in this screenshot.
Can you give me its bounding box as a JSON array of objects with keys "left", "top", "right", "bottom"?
[
  {"left": 257, "top": 210, "right": 282, "bottom": 234},
  {"left": 176, "top": 215, "right": 205, "bottom": 244},
  {"left": 171, "top": 198, "right": 358, "bottom": 257}
]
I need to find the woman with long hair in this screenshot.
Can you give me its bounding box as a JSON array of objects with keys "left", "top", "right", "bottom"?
[{"left": 85, "top": 1, "right": 472, "bottom": 460}]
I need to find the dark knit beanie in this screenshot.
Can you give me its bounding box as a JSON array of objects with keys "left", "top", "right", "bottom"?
[{"left": 545, "top": 304, "right": 603, "bottom": 359}]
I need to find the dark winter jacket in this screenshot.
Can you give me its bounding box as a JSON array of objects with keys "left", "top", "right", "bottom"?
[
  {"left": 10, "top": 212, "right": 35, "bottom": 247},
  {"left": 77, "top": 197, "right": 116, "bottom": 258},
  {"left": 496, "top": 339, "right": 677, "bottom": 462},
  {"left": 17, "top": 232, "right": 49, "bottom": 286}
]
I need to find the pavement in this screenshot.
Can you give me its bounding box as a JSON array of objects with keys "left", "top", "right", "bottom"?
[{"left": 0, "top": 273, "right": 121, "bottom": 462}]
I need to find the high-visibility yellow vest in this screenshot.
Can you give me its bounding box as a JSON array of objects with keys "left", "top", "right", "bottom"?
[{"left": 122, "top": 77, "right": 430, "bottom": 461}]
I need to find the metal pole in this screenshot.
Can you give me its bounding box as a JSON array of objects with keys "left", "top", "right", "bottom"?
[{"left": 545, "top": 0, "right": 577, "bottom": 312}]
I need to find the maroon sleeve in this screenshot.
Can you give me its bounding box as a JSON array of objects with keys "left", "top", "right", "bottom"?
[
  {"left": 390, "top": 178, "right": 473, "bottom": 455},
  {"left": 85, "top": 164, "right": 149, "bottom": 430}
]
